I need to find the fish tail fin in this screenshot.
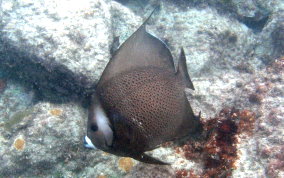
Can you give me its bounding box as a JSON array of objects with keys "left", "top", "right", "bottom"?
[
  {"left": 183, "top": 92, "right": 203, "bottom": 134},
  {"left": 176, "top": 48, "right": 195, "bottom": 90}
]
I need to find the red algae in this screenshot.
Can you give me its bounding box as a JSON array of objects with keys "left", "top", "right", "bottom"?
[
  {"left": 268, "top": 56, "right": 284, "bottom": 73},
  {"left": 161, "top": 141, "right": 174, "bottom": 148},
  {"left": 176, "top": 169, "right": 199, "bottom": 178},
  {"left": 175, "top": 108, "right": 256, "bottom": 178},
  {"left": 175, "top": 169, "right": 188, "bottom": 178},
  {"left": 237, "top": 110, "right": 256, "bottom": 136},
  {"left": 260, "top": 145, "right": 284, "bottom": 177},
  {"left": 267, "top": 159, "right": 284, "bottom": 177}
]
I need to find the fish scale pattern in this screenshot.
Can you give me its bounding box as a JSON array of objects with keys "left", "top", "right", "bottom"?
[{"left": 97, "top": 66, "right": 192, "bottom": 151}]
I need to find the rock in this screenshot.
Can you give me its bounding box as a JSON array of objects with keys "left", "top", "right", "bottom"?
[
  {"left": 1, "top": 0, "right": 112, "bottom": 99},
  {"left": 125, "top": 164, "right": 175, "bottom": 178},
  {"left": 271, "top": 15, "right": 284, "bottom": 57},
  {"left": 0, "top": 101, "right": 122, "bottom": 177},
  {"left": 2, "top": 0, "right": 112, "bottom": 84}
]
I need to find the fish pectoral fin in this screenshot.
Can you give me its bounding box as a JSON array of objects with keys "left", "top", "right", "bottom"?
[
  {"left": 132, "top": 153, "right": 170, "bottom": 165},
  {"left": 176, "top": 48, "right": 195, "bottom": 90}
]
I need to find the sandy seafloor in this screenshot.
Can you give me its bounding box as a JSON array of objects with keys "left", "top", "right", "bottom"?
[{"left": 0, "top": 0, "right": 283, "bottom": 177}]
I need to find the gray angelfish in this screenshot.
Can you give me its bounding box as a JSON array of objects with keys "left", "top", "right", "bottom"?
[{"left": 84, "top": 9, "right": 201, "bottom": 165}]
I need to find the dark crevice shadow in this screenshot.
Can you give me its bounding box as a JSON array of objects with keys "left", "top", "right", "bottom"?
[
  {"left": 237, "top": 13, "right": 270, "bottom": 33},
  {"left": 0, "top": 35, "right": 96, "bottom": 107}
]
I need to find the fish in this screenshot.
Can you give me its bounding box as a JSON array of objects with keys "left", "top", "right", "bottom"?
[{"left": 84, "top": 9, "right": 201, "bottom": 165}]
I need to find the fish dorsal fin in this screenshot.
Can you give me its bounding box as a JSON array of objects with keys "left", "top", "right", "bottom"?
[
  {"left": 98, "top": 9, "right": 175, "bottom": 85},
  {"left": 176, "top": 48, "right": 195, "bottom": 90}
]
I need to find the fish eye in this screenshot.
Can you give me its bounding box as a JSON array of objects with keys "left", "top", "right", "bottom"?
[{"left": 90, "top": 124, "right": 98, "bottom": 132}]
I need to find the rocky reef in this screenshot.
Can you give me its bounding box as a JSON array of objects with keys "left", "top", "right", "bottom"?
[{"left": 0, "top": 0, "right": 283, "bottom": 177}]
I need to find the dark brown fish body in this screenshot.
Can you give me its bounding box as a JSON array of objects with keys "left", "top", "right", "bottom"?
[
  {"left": 85, "top": 10, "right": 201, "bottom": 164},
  {"left": 97, "top": 66, "right": 197, "bottom": 153}
]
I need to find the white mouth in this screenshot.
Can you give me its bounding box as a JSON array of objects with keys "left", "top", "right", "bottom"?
[{"left": 84, "top": 136, "right": 96, "bottom": 149}]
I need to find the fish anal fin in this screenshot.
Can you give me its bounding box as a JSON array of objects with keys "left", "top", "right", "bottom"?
[
  {"left": 176, "top": 48, "right": 195, "bottom": 90},
  {"left": 132, "top": 153, "right": 170, "bottom": 165}
]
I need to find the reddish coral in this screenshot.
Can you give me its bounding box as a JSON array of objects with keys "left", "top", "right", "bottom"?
[
  {"left": 161, "top": 141, "right": 173, "bottom": 148},
  {"left": 175, "top": 108, "right": 256, "bottom": 177},
  {"left": 260, "top": 146, "right": 272, "bottom": 158},
  {"left": 202, "top": 109, "right": 240, "bottom": 177},
  {"left": 246, "top": 57, "right": 283, "bottom": 105},
  {"left": 237, "top": 110, "right": 256, "bottom": 136},
  {"left": 268, "top": 56, "right": 284, "bottom": 73},
  {"left": 176, "top": 169, "right": 188, "bottom": 178},
  {"left": 260, "top": 145, "right": 284, "bottom": 177},
  {"left": 175, "top": 141, "right": 203, "bottom": 160},
  {"left": 267, "top": 109, "right": 282, "bottom": 126},
  {"left": 275, "top": 146, "right": 284, "bottom": 160},
  {"left": 267, "top": 159, "right": 284, "bottom": 177},
  {"left": 176, "top": 169, "right": 199, "bottom": 178},
  {"left": 255, "top": 84, "right": 268, "bottom": 94}
]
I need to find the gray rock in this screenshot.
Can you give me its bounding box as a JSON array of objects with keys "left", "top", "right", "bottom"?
[
  {"left": 0, "top": 100, "right": 123, "bottom": 177},
  {"left": 1, "top": 0, "right": 111, "bottom": 87},
  {"left": 126, "top": 164, "right": 175, "bottom": 178},
  {"left": 0, "top": 0, "right": 144, "bottom": 100}
]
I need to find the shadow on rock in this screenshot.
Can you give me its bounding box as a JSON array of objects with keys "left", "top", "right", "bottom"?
[{"left": 0, "top": 35, "right": 96, "bottom": 105}]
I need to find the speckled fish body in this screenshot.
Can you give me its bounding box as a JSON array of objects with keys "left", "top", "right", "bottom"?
[{"left": 86, "top": 10, "right": 201, "bottom": 164}]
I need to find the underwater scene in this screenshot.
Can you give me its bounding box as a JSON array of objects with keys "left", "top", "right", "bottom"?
[{"left": 0, "top": 0, "right": 284, "bottom": 177}]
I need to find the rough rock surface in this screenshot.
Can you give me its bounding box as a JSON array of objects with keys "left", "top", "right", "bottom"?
[
  {"left": 0, "top": 0, "right": 140, "bottom": 99},
  {"left": 0, "top": 0, "right": 283, "bottom": 177},
  {"left": 1, "top": 0, "right": 111, "bottom": 88}
]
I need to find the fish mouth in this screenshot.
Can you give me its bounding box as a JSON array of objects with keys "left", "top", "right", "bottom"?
[{"left": 84, "top": 135, "right": 97, "bottom": 149}]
